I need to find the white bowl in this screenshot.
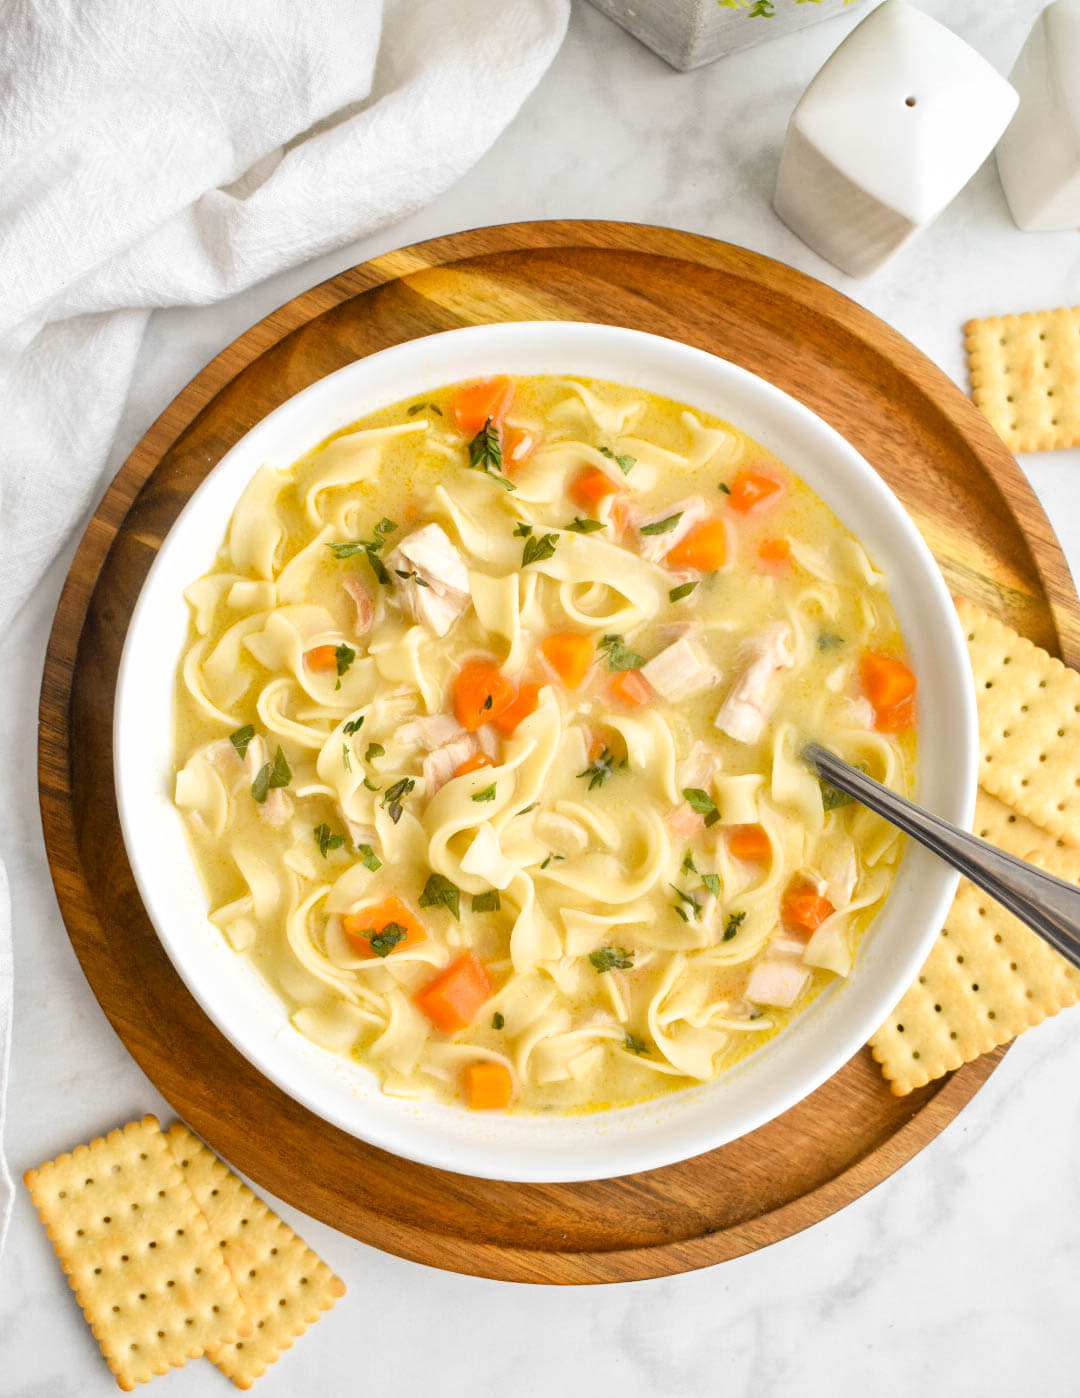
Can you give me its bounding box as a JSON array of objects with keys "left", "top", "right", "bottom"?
[{"left": 114, "top": 322, "right": 977, "bottom": 1183}]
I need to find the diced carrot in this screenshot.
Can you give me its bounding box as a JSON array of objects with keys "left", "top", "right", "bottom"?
[
  {"left": 756, "top": 537, "right": 790, "bottom": 570},
  {"left": 342, "top": 897, "right": 427, "bottom": 959},
  {"left": 492, "top": 682, "right": 540, "bottom": 736},
  {"left": 304, "top": 644, "right": 339, "bottom": 672},
  {"left": 540, "top": 633, "right": 594, "bottom": 689},
  {"left": 503, "top": 425, "right": 538, "bottom": 473},
  {"left": 453, "top": 659, "right": 514, "bottom": 732},
  {"left": 464, "top": 1060, "right": 513, "bottom": 1110},
  {"left": 728, "top": 469, "right": 784, "bottom": 514},
  {"left": 665, "top": 518, "right": 727, "bottom": 572},
  {"left": 860, "top": 652, "right": 916, "bottom": 712},
  {"left": 451, "top": 377, "right": 514, "bottom": 437},
  {"left": 415, "top": 953, "right": 492, "bottom": 1033},
  {"left": 874, "top": 693, "right": 917, "bottom": 733},
  {"left": 587, "top": 732, "right": 607, "bottom": 763},
  {"left": 456, "top": 752, "right": 494, "bottom": 778},
  {"left": 609, "top": 669, "right": 652, "bottom": 709},
  {"left": 727, "top": 824, "right": 772, "bottom": 863},
  {"left": 781, "top": 881, "right": 834, "bottom": 935},
  {"left": 569, "top": 465, "right": 621, "bottom": 511}
]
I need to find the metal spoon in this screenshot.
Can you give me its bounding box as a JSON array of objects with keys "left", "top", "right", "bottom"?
[{"left": 804, "top": 743, "right": 1080, "bottom": 972}]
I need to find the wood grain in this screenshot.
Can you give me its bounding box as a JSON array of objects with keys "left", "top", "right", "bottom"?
[{"left": 38, "top": 222, "right": 1078, "bottom": 1284}]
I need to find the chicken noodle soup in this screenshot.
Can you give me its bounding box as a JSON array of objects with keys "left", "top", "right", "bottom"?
[{"left": 173, "top": 375, "right": 916, "bottom": 1112}]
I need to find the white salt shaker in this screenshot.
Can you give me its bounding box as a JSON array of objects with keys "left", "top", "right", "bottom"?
[
  {"left": 996, "top": 0, "right": 1080, "bottom": 232},
  {"left": 773, "top": 0, "right": 1018, "bottom": 277}
]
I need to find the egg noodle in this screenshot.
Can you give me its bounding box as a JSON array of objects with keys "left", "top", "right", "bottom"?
[{"left": 172, "top": 375, "right": 916, "bottom": 1112}]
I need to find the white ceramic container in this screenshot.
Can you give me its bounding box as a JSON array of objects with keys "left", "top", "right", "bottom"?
[
  {"left": 113, "top": 321, "right": 977, "bottom": 1183},
  {"left": 997, "top": 0, "right": 1080, "bottom": 232},
  {"left": 587, "top": 0, "right": 865, "bottom": 72},
  {"left": 774, "top": 0, "right": 1018, "bottom": 276}
]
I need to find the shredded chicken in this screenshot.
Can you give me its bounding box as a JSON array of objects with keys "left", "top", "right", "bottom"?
[
  {"left": 397, "top": 713, "right": 466, "bottom": 750},
  {"left": 745, "top": 957, "right": 809, "bottom": 1008},
  {"left": 422, "top": 733, "right": 478, "bottom": 796},
  {"left": 257, "top": 787, "right": 293, "bottom": 829},
  {"left": 342, "top": 575, "right": 374, "bottom": 635},
  {"left": 386, "top": 523, "right": 470, "bottom": 637},
  {"left": 715, "top": 622, "right": 796, "bottom": 743},
  {"left": 641, "top": 636, "right": 719, "bottom": 703}
]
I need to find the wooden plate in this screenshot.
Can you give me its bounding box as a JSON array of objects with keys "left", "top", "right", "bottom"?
[{"left": 39, "top": 222, "right": 1080, "bottom": 1284}]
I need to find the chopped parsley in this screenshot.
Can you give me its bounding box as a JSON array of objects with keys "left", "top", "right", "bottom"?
[
  {"left": 539, "top": 853, "right": 565, "bottom": 870},
  {"left": 681, "top": 849, "right": 698, "bottom": 875},
  {"left": 313, "top": 823, "right": 345, "bottom": 857},
  {"left": 407, "top": 401, "right": 442, "bottom": 416},
  {"left": 419, "top": 873, "right": 461, "bottom": 921},
  {"left": 577, "top": 746, "right": 626, "bottom": 791},
  {"left": 817, "top": 632, "right": 846, "bottom": 652},
  {"left": 473, "top": 890, "right": 502, "bottom": 913},
  {"left": 669, "top": 581, "right": 698, "bottom": 603},
  {"left": 342, "top": 744, "right": 351, "bottom": 773},
  {"left": 522, "top": 532, "right": 559, "bottom": 567},
  {"left": 820, "top": 762, "right": 868, "bottom": 811},
  {"left": 364, "top": 742, "right": 385, "bottom": 763},
  {"left": 375, "top": 517, "right": 398, "bottom": 538},
  {"left": 355, "top": 843, "right": 382, "bottom": 872},
  {"left": 682, "top": 786, "right": 720, "bottom": 827},
  {"left": 639, "top": 511, "right": 683, "bottom": 537},
  {"left": 624, "top": 1032, "right": 649, "bottom": 1055},
  {"left": 598, "top": 444, "right": 636, "bottom": 476},
  {"left": 363, "top": 776, "right": 380, "bottom": 792},
  {"left": 472, "top": 783, "right": 497, "bottom": 803},
  {"left": 382, "top": 776, "right": 415, "bottom": 823},
  {"left": 589, "top": 946, "right": 634, "bottom": 973},
  {"left": 343, "top": 715, "right": 365, "bottom": 735},
  {"left": 229, "top": 724, "right": 255, "bottom": 760},
  {"left": 723, "top": 910, "right": 746, "bottom": 941},
  {"left": 513, "top": 521, "right": 533, "bottom": 538},
  {"left": 597, "top": 633, "right": 644, "bottom": 672},
  {"left": 251, "top": 745, "right": 291, "bottom": 804},
  {"left": 565, "top": 516, "right": 604, "bottom": 534},
  {"left": 702, "top": 873, "right": 722, "bottom": 897},
  {"left": 491, "top": 1011, "right": 505, "bottom": 1030},
  {"left": 327, "top": 530, "right": 394, "bottom": 587},
  {"left": 368, "top": 923, "right": 407, "bottom": 957},
  {"left": 334, "top": 643, "right": 356, "bottom": 678},
  {"left": 718, "top": 481, "right": 731, "bottom": 495}
]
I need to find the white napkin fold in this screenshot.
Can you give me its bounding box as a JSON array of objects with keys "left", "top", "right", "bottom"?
[{"left": 0, "top": 0, "right": 569, "bottom": 1254}]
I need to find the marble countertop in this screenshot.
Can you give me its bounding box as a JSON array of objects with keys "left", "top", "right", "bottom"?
[{"left": 4, "top": 1, "right": 1079, "bottom": 1392}]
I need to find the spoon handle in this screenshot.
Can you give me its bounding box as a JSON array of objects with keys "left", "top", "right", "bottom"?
[{"left": 804, "top": 743, "right": 1080, "bottom": 972}]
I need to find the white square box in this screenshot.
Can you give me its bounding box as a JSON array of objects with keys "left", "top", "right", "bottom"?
[
  {"left": 774, "top": 0, "right": 1018, "bottom": 276},
  {"left": 997, "top": 0, "right": 1080, "bottom": 232}
]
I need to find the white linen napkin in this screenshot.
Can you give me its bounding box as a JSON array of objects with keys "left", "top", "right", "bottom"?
[{"left": 0, "top": 0, "right": 569, "bottom": 1253}]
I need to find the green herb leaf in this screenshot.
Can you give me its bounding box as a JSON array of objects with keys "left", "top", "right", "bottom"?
[
  {"left": 468, "top": 417, "right": 503, "bottom": 472},
  {"left": 407, "top": 402, "right": 441, "bottom": 417},
  {"left": 673, "top": 905, "right": 689, "bottom": 923},
  {"left": 229, "top": 725, "right": 255, "bottom": 760},
  {"left": 492, "top": 1011, "right": 505, "bottom": 1030},
  {"left": 577, "top": 746, "right": 626, "bottom": 791},
  {"left": 366, "top": 549, "right": 391, "bottom": 586},
  {"left": 314, "top": 823, "right": 345, "bottom": 857},
  {"left": 473, "top": 890, "right": 502, "bottom": 913},
  {"left": 539, "top": 853, "right": 565, "bottom": 870},
  {"left": 624, "top": 1032, "right": 649, "bottom": 1055},
  {"left": 513, "top": 521, "right": 533, "bottom": 538},
  {"left": 376, "top": 517, "right": 398, "bottom": 537},
  {"left": 472, "top": 783, "right": 497, "bottom": 803},
  {"left": 681, "top": 849, "right": 697, "bottom": 875},
  {"left": 702, "top": 873, "right": 722, "bottom": 897},
  {"left": 342, "top": 744, "right": 352, "bottom": 773},
  {"left": 597, "top": 633, "right": 644, "bottom": 672},
  {"left": 327, "top": 540, "right": 369, "bottom": 559},
  {"left": 363, "top": 776, "right": 380, "bottom": 792},
  {"left": 382, "top": 776, "right": 415, "bottom": 824},
  {"left": 819, "top": 762, "right": 867, "bottom": 811},
  {"left": 343, "top": 715, "right": 365, "bottom": 735},
  {"left": 682, "top": 787, "right": 720, "bottom": 826},
  {"left": 522, "top": 532, "right": 559, "bottom": 567},
  {"left": 365, "top": 742, "right": 385, "bottom": 763},
  {"left": 419, "top": 873, "right": 461, "bottom": 921},
  {"left": 368, "top": 923, "right": 407, "bottom": 957},
  {"left": 668, "top": 581, "right": 699, "bottom": 603},
  {"left": 335, "top": 643, "right": 356, "bottom": 677},
  {"left": 565, "top": 516, "right": 604, "bottom": 534},
  {"left": 718, "top": 481, "right": 731, "bottom": 495},
  {"left": 639, "top": 511, "right": 683, "bottom": 537},
  {"left": 251, "top": 745, "right": 291, "bottom": 804},
  {"left": 589, "top": 946, "right": 634, "bottom": 973},
  {"left": 669, "top": 883, "right": 699, "bottom": 910},
  {"left": 723, "top": 910, "right": 746, "bottom": 941},
  {"left": 355, "top": 843, "right": 382, "bottom": 872},
  {"left": 817, "top": 632, "right": 845, "bottom": 652},
  {"left": 599, "top": 445, "right": 636, "bottom": 476},
  {"left": 251, "top": 763, "right": 271, "bottom": 804}
]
